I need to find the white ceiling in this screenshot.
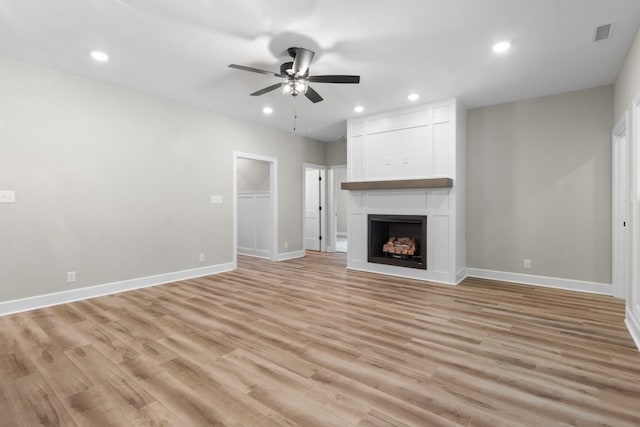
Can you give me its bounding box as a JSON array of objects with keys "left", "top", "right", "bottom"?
[{"left": 0, "top": 0, "right": 639, "bottom": 141}]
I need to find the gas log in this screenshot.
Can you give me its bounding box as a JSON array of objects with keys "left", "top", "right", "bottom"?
[{"left": 382, "top": 237, "right": 416, "bottom": 256}]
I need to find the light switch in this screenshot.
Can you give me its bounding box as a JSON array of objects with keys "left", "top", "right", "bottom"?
[
  {"left": 210, "top": 195, "right": 223, "bottom": 204},
  {"left": 0, "top": 190, "right": 15, "bottom": 203}
]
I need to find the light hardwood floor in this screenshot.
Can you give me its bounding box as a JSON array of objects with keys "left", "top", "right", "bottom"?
[{"left": 1, "top": 252, "right": 639, "bottom": 426}]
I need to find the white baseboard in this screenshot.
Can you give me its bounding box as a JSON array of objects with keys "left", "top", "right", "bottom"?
[
  {"left": 626, "top": 307, "right": 640, "bottom": 351},
  {"left": 466, "top": 268, "right": 612, "bottom": 295},
  {"left": 0, "top": 262, "right": 236, "bottom": 317},
  {"left": 456, "top": 268, "right": 468, "bottom": 285},
  {"left": 237, "top": 248, "right": 271, "bottom": 259},
  {"left": 276, "top": 250, "right": 306, "bottom": 261}
]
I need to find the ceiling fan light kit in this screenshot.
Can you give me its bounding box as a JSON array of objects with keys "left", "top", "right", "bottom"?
[
  {"left": 229, "top": 47, "right": 360, "bottom": 104},
  {"left": 281, "top": 79, "right": 308, "bottom": 96}
]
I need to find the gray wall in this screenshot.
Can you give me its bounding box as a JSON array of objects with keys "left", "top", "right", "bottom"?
[
  {"left": 237, "top": 158, "right": 270, "bottom": 193},
  {"left": 467, "top": 86, "right": 614, "bottom": 283},
  {"left": 0, "top": 56, "right": 325, "bottom": 302},
  {"left": 615, "top": 27, "right": 640, "bottom": 125},
  {"left": 326, "top": 139, "right": 347, "bottom": 166}
]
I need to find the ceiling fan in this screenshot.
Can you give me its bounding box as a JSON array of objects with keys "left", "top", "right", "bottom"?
[{"left": 228, "top": 47, "right": 360, "bottom": 103}]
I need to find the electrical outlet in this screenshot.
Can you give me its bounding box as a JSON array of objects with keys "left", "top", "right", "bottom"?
[
  {"left": 523, "top": 259, "right": 532, "bottom": 269},
  {"left": 210, "top": 195, "right": 223, "bottom": 204},
  {"left": 284, "top": 241, "right": 289, "bottom": 249},
  {"left": 199, "top": 253, "right": 205, "bottom": 262},
  {"left": 67, "top": 271, "right": 76, "bottom": 283}
]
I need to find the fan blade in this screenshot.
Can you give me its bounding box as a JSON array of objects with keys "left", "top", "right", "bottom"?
[
  {"left": 229, "top": 64, "right": 282, "bottom": 77},
  {"left": 290, "top": 47, "right": 315, "bottom": 77},
  {"left": 250, "top": 83, "right": 282, "bottom": 96},
  {"left": 308, "top": 75, "right": 360, "bottom": 84},
  {"left": 305, "top": 86, "right": 323, "bottom": 103}
]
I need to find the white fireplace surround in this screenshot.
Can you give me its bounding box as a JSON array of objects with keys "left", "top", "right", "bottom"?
[{"left": 346, "top": 98, "right": 466, "bottom": 284}]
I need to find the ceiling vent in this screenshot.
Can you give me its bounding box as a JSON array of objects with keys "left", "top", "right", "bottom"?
[{"left": 594, "top": 24, "right": 612, "bottom": 42}]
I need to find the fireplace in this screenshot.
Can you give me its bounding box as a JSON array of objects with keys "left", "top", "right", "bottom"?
[{"left": 368, "top": 214, "right": 427, "bottom": 270}]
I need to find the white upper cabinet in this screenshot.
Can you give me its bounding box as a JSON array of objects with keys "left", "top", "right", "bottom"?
[{"left": 348, "top": 100, "right": 457, "bottom": 182}]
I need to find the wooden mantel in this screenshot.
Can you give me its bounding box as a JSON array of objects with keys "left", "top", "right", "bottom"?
[{"left": 340, "top": 178, "right": 453, "bottom": 191}]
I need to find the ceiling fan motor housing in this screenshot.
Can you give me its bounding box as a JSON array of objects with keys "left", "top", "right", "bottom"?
[{"left": 280, "top": 61, "right": 293, "bottom": 76}]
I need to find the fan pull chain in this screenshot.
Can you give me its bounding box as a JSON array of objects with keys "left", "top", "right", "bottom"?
[{"left": 292, "top": 98, "right": 298, "bottom": 132}]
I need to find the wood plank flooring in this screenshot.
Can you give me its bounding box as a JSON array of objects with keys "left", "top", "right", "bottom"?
[{"left": 1, "top": 251, "right": 639, "bottom": 426}]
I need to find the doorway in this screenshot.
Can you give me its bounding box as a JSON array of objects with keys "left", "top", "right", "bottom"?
[
  {"left": 612, "top": 113, "right": 629, "bottom": 300},
  {"left": 333, "top": 165, "right": 348, "bottom": 253},
  {"left": 233, "top": 152, "right": 278, "bottom": 262},
  {"left": 304, "top": 164, "right": 326, "bottom": 251}
]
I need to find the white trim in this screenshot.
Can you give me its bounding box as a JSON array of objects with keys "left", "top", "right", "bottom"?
[
  {"left": 613, "top": 111, "right": 629, "bottom": 138},
  {"left": 346, "top": 266, "right": 456, "bottom": 286},
  {"left": 237, "top": 250, "right": 271, "bottom": 259},
  {"left": 347, "top": 261, "right": 456, "bottom": 285},
  {"left": 276, "top": 250, "right": 306, "bottom": 261},
  {"left": 628, "top": 95, "right": 640, "bottom": 349},
  {"left": 625, "top": 307, "right": 640, "bottom": 351},
  {"left": 612, "top": 111, "right": 630, "bottom": 299},
  {"left": 456, "top": 267, "right": 468, "bottom": 285},
  {"left": 271, "top": 159, "right": 279, "bottom": 260},
  {"left": 632, "top": 96, "right": 640, "bottom": 308},
  {"left": 466, "top": 268, "right": 612, "bottom": 295},
  {"left": 237, "top": 190, "right": 271, "bottom": 195},
  {"left": 0, "top": 262, "right": 236, "bottom": 317}
]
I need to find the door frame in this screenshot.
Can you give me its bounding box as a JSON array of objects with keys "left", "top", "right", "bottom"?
[
  {"left": 328, "top": 164, "right": 347, "bottom": 253},
  {"left": 631, "top": 97, "right": 640, "bottom": 310},
  {"left": 303, "top": 163, "right": 326, "bottom": 252},
  {"left": 628, "top": 96, "right": 640, "bottom": 350},
  {"left": 326, "top": 167, "right": 336, "bottom": 253},
  {"left": 233, "top": 151, "right": 278, "bottom": 263},
  {"left": 613, "top": 112, "right": 629, "bottom": 299}
]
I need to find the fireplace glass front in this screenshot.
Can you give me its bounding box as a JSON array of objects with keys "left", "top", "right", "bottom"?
[{"left": 368, "top": 214, "right": 427, "bottom": 270}]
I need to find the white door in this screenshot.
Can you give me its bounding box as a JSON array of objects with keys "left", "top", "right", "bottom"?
[
  {"left": 612, "top": 116, "right": 629, "bottom": 299},
  {"left": 304, "top": 168, "right": 322, "bottom": 251}
]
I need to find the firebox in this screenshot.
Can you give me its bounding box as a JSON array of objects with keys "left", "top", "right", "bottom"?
[{"left": 368, "top": 214, "right": 427, "bottom": 270}]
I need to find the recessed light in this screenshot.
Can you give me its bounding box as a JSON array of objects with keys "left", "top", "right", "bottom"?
[
  {"left": 407, "top": 93, "right": 419, "bottom": 101},
  {"left": 262, "top": 107, "right": 273, "bottom": 115},
  {"left": 90, "top": 51, "right": 109, "bottom": 62},
  {"left": 353, "top": 105, "right": 364, "bottom": 113},
  {"left": 492, "top": 41, "right": 511, "bottom": 53}
]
